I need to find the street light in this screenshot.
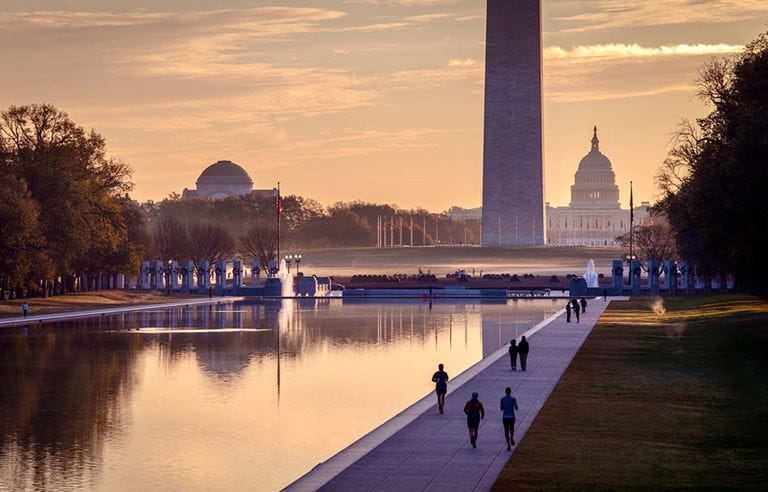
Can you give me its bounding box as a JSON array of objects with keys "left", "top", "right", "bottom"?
[
  {"left": 284, "top": 254, "right": 293, "bottom": 273},
  {"left": 295, "top": 254, "right": 302, "bottom": 276}
]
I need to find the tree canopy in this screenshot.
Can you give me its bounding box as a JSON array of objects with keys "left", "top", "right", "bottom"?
[{"left": 656, "top": 32, "right": 768, "bottom": 293}]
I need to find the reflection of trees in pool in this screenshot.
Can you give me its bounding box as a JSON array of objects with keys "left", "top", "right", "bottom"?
[{"left": 0, "top": 322, "right": 142, "bottom": 490}]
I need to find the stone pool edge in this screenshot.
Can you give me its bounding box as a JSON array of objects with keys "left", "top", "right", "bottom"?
[
  {"left": 0, "top": 297, "right": 245, "bottom": 328},
  {"left": 283, "top": 306, "right": 566, "bottom": 492}
]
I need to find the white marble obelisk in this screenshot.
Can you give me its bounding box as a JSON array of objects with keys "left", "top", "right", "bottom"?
[{"left": 481, "top": 0, "right": 545, "bottom": 246}]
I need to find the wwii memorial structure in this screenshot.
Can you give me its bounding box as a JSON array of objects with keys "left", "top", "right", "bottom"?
[{"left": 481, "top": 0, "right": 545, "bottom": 247}]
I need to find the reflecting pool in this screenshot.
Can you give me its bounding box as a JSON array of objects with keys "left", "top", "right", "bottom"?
[{"left": 0, "top": 298, "right": 559, "bottom": 491}]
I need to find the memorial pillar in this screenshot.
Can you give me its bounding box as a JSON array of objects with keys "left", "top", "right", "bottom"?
[
  {"left": 663, "top": 260, "right": 677, "bottom": 294},
  {"left": 183, "top": 261, "right": 195, "bottom": 290},
  {"left": 215, "top": 260, "right": 226, "bottom": 295},
  {"left": 612, "top": 260, "right": 624, "bottom": 293},
  {"left": 630, "top": 260, "right": 642, "bottom": 295},
  {"left": 139, "top": 261, "right": 150, "bottom": 290},
  {"left": 233, "top": 260, "right": 243, "bottom": 289},
  {"left": 648, "top": 259, "right": 660, "bottom": 295},
  {"left": 199, "top": 260, "right": 211, "bottom": 291},
  {"left": 679, "top": 262, "right": 692, "bottom": 293},
  {"left": 251, "top": 261, "right": 261, "bottom": 287},
  {"left": 170, "top": 261, "right": 180, "bottom": 290}
]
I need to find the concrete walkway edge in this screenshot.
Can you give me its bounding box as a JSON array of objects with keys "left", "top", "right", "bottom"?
[
  {"left": 0, "top": 296, "right": 244, "bottom": 328},
  {"left": 285, "top": 306, "right": 567, "bottom": 492}
]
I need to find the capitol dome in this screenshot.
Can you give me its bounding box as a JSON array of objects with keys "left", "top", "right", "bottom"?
[{"left": 569, "top": 127, "right": 620, "bottom": 209}]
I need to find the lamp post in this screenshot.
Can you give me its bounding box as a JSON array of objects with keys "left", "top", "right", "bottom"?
[
  {"left": 295, "top": 254, "right": 302, "bottom": 276},
  {"left": 284, "top": 254, "right": 293, "bottom": 274}
]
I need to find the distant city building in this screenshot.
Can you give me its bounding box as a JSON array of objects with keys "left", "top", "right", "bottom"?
[
  {"left": 182, "top": 160, "right": 277, "bottom": 200},
  {"left": 546, "top": 128, "right": 651, "bottom": 246}
]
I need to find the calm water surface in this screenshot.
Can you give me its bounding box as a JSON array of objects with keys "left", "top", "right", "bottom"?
[{"left": 0, "top": 299, "right": 559, "bottom": 491}]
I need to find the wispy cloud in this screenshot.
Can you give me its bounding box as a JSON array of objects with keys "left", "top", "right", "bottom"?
[
  {"left": 558, "top": 0, "right": 768, "bottom": 31},
  {"left": 545, "top": 43, "right": 744, "bottom": 60}
]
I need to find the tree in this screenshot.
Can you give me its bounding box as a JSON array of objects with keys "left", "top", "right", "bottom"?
[
  {"left": 617, "top": 221, "right": 677, "bottom": 264},
  {"left": 655, "top": 33, "right": 768, "bottom": 293},
  {"left": 188, "top": 222, "right": 235, "bottom": 270},
  {"left": 153, "top": 216, "right": 189, "bottom": 262},
  {"left": 0, "top": 174, "right": 45, "bottom": 298},
  {"left": 0, "top": 104, "right": 135, "bottom": 296},
  {"left": 239, "top": 224, "right": 278, "bottom": 273}
]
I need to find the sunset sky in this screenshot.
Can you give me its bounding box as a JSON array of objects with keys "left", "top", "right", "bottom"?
[{"left": 1, "top": 0, "right": 765, "bottom": 210}]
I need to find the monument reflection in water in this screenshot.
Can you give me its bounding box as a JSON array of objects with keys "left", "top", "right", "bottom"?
[{"left": 0, "top": 299, "right": 558, "bottom": 490}]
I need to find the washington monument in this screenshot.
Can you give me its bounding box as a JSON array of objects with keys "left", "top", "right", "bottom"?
[{"left": 481, "top": 0, "right": 545, "bottom": 246}]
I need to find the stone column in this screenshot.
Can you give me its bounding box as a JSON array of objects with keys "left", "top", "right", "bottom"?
[
  {"left": 695, "top": 275, "right": 706, "bottom": 291},
  {"left": 140, "top": 261, "right": 150, "bottom": 289},
  {"left": 183, "top": 261, "right": 195, "bottom": 290},
  {"left": 170, "top": 261, "right": 180, "bottom": 290},
  {"left": 153, "top": 261, "right": 165, "bottom": 290},
  {"left": 233, "top": 260, "right": 243, "bottom": 289},
  {"left": 198, "top": 260, "right": 211, "bottom": 291},
  {"left": 612, "top": 260, "right": 624, "bottom": 293},
  {"left": 679, "top": 262, "right": 693, "bottom": 293},
  {"left": 215, "top": 260, "right": 226, "bottom": 295},
  {"left": 663, "top": 260, "right": 677, "bottom": 294},
  {"left": 648, "top": 259, "right": 660, "bottom": 295},
  {"left": 251, "top": 261, "right": 261, "bottom": 287},
  {"left": 630, "top": 260, "right": 642, "bottom": 295}
]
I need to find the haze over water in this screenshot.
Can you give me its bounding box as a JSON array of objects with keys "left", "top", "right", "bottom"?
[{"left": 0, "top": 299, "right": 558, "bottom": 491}]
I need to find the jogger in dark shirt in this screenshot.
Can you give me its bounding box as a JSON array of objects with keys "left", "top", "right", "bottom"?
[
  {"left": 508, "top": 340, "right": 518, "bottom": 371},
  {"left": 518, "top": 336, "right": 529, "bottom": 371},
  {"left": 431, "top": 364, "right": 449, "bottom": 414},
  {"left": 464, "top": 392, "right": 485, "bottom": 448}
]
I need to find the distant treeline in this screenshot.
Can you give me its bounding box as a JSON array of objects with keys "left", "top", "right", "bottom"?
[{"left": 142, "top": 195, "right": 482, "bottom": 272}]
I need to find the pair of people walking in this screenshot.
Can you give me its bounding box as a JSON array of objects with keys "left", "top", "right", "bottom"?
[
  {"left": 432, "top": 365, "right": 520, "bottom": 450},
  {"left": 566, "top": 298, "right": 587, "bottom": 323},
  {"left": 508, "top": 336, "right": 530, "bottom": 371}
]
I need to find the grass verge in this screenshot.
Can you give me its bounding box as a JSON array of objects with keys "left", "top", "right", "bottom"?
[
  {"left": 493, "top": 295, "right": 768, "bottom": 490},
  {"left": 0, "top": 291, "right": 204, "bottom": 319}
]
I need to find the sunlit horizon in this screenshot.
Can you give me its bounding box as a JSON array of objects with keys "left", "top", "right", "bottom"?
[{"left": 1, "top": 0, "right": 765, "bottom": 210}]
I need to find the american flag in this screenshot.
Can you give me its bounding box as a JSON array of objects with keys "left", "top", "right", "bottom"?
[{"left": 630, "top": 181, "right": 634, "bottom": 227}]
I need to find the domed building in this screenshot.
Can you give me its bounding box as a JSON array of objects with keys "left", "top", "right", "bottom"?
[
  {"left": 182, "top": 160, "right": 277, "bottom": 200},
  {"left": 546, "top": 127, "right": 651, "bottom": 246}
]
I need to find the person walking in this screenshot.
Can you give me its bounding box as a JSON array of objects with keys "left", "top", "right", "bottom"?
[
  {"left": 518, "top": 336, "right": 529, "bottom": 371},
  {"left": 571, "top": 299, "right": 580, "bottom": 323},
  {"left": 566, "top": 302, "right": 572, "bottom": 323},
  {"left": 464, "top": 392, "right": 485, "bottom": 448},
  {"left": 21, "top": 302, "right": 29, "bottom": 318},
  {"left": 208, "top": 286, "right": 214, "bottom": 299},
  {"left": 431, "top": 363, "right": 449, "bottom": 414},
  {"left": 603, "top": 289, "right": 608, "bottom": 301},
  {"left": 580, "top": 297, "right": 587, "bottom": 314},
  {"left": 500, "top": 387, "right": 519, "bottom": 450},
  {"left": 508, "top": 339, "right": 519, "bottom": 371}
]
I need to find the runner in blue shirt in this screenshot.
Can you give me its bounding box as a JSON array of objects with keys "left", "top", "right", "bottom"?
[{"left": 500, "top": 387, "right": 519, "bottom": 450}]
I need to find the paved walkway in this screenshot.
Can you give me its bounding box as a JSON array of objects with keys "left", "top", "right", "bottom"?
[
  {"left": 0, "top": 297, "right": 243, "bottom": 328},
  {"left": 288, "top": 298, "right": 617, "bottom": 492}
]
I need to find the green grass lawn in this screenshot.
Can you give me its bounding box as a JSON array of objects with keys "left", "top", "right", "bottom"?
[
  {"left": 0, "top": 291, "right": 204, "bottom": 319},
  {"left": 493, "top": 295, "right": 768, "bottom": 490}
]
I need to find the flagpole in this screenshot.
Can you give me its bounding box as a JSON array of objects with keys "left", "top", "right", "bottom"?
[{"left": 629, "top": 180, "right": 634, "bottom": 264}]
